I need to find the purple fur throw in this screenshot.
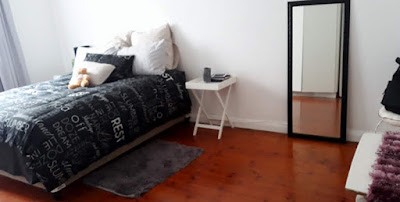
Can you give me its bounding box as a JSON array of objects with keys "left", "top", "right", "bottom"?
[{"left": 368, "top": 131, "right": 400, "bottom": 201}]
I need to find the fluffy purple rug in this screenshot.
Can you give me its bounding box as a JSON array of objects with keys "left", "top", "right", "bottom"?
[{"left": 368, "top": 131, "right": 400, "bottom": 202}]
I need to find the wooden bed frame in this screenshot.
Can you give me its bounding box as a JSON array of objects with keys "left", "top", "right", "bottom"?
[{"left": 0, "top": 115, "right": 189, "bottom": 199}]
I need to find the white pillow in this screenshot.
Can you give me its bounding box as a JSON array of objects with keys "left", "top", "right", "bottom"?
[
  {"left": 74, "top": 47, "right": 106, "bottom": 69},
  {"left": 118, "top": 39, "right": 167, "bottom": 75},
  {"left": 130, "top": 24, "right": 174, "bottom": 70},
  {"left": 72, "top": 61, "right": 116, "bottom": 86},
  {"left": 104, "top": 30, "right": 134, "bottom": 50},
  {"left": 379, "top": 107, "right": 400, "bottom": 126}
]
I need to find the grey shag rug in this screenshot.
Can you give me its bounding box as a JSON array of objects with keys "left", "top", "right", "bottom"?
[{"left": 83, "top": 139, "right": 203, "bottom": 198}]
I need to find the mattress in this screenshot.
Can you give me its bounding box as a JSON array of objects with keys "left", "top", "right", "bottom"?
[
  {"left": 0, "top": 115, "right": 186, "bottom": 192},
  {"left": 0, "top": 70, "right": 191, "bottom": 191}
]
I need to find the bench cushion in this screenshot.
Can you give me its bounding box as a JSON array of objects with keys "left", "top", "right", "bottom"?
[{"left": 379, "top": 107, "right": 400, "bottom": 126}]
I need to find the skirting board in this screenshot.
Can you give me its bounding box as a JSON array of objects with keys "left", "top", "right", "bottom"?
[
  {"left": 347, "top": 129, "right": 369, "bottom": 142},
  {"left": 293, "top": 92, "right": 337, "bottom": 99},
  {"left": 190, "top": 113, "right": 287, "bottom": 135},
  {"left": 190, "top": 113, "right": 364, "bottom": 142}
]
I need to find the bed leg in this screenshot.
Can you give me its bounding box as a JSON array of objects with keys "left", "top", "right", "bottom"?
[{"left": 52, "top": 191, "right": 62, "bottom": 200}]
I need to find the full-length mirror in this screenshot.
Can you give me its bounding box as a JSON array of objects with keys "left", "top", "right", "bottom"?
[{"left": 288, "top": 0, "right": 350, "bottom": 142}]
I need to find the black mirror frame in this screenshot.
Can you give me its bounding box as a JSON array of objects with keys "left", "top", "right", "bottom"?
[{"left": 288, "top": 0, "right": 350, "bottom": 143}]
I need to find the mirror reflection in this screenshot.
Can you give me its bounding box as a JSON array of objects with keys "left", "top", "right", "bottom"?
[{"left": 292, "top": 3, "right": 344, "bottom": 138}]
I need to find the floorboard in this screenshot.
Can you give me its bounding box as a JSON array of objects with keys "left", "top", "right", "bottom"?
[
  {"left": 0, "top": 122, "right": 358, "bottom": 202},
  {"left": 293, "top": 96, "right": 341, "bottom": 138}
]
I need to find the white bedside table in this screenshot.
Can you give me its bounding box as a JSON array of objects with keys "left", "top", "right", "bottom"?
[{"left": 185, "top": 76, "right": 237, "bottom": 139}]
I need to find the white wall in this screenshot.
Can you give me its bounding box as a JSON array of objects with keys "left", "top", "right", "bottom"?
[
  {"left": 302, "top": 4, "right": 341, "bottom": 93},
  {"left": 9, "top": 0, "right": 400, "bottom": 141},
  {"left": 292, "top": 7, "right": 303, "bottom": 92},
  {"left": 50, "top": 0, "right": 289, "bottom": 134},
  {"left": 347, "top": 0, "right": 400, "bottom": 141},
  {"left": 292, "top": 4, "right": 342, "bottom": 94},
  {"left": 8, "top": 0, "right": 66, "bottom": 83}
]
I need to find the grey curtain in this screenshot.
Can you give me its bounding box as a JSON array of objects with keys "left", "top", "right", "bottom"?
[
  {"left": 0, "top": 78, "right": 3, "bottom": 92},
  {"left": 0, "top": 0, "right": 30, "bottom": 91}
]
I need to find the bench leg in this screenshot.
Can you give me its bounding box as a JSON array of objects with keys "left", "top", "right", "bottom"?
[{"left": 52, "top": 191, "right": 62, "bottom": 200}]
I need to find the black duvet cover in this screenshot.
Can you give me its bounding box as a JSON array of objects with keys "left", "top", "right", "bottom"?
[{"left": 0, "top": 70, "right": 191, "bottom": 191}]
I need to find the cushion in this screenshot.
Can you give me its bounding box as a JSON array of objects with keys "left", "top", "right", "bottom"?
[
  {"left": 74, "top": 47, "right": 106, "bottom": 69},
  {"left": 104, "top": 30, "right": 134, "bottom": 50},
  {"left": 72, "top": 61, "right": 116, "bottom": 86},
  {"left": 74, "top": 45, "right": 90, "bottom": 56},
  {"left": 117, "top": 39, "right": 167, "bottom": 75},
  {"left": 130, "top": 24, "right": 174, "bottom": 70},
  {"left": 379, "top": 107, "right": 400, "bottom": 126},
  {"left": 381, "top": 58, "right": 400, "bottom": 113},
  {"left": 84, "top": 53, "right": 134, "bottom": 82}
]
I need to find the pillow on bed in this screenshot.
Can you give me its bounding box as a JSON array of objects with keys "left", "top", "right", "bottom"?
[
  {"left": 117, "top": 39, "right": 167, "bottom": 75},
  {"left": 84, "top": 53, "right": 134, "bottom": 82},
  {"left": 72, "top": 61, "right": 116, "bottom": 86},
  {"left": 74, "top": 47, "right": 106, "bottom": 68},
  {"left": 131, "top": 24, "right": 174, "bottom": 70}
]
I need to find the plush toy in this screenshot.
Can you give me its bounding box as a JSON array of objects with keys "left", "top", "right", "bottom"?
[{"left": 68, "top": 67, "right": 90, "bottom": 89}]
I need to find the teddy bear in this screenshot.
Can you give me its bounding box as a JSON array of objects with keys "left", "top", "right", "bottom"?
[{"left": 68, "top": 67, "right": 90, "bottom": 89}]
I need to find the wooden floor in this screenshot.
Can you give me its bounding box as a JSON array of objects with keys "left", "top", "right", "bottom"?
[
  {"left": 293, "top": 96, "right": 342, "bottom": 138},
  {"left": 0, "top": 122, "right": 358, "bottom": 202}
]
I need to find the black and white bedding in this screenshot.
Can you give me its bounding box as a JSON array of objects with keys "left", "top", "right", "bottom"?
[{"left": 0, "top": 70, "right": 191, "bottom": 191}]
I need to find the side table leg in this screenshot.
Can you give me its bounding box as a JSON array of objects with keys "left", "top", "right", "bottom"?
[
  {"left": 218, "top": 85, "right": 232, "bottom": 139},
  {"left": 215, "top": 91, "right": 235, "bottom": 128},
  {"left": 192, "top": 90, "right": 214, "bottom": 125},
  {"left": 193, "top": 90, "right": 205, "bottom": 136}
]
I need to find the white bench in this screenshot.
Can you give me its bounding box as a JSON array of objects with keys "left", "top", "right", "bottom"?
[
  {"left": 345, "top": 132, "right": 384, "bottom": 200},
  {"left": 347, "top": 107, "right": 400, "bottom": 201}
]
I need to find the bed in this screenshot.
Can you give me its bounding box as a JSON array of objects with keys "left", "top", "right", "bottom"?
[{"left": 0, "top": 69, "right": 191, "bottom": 195}]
